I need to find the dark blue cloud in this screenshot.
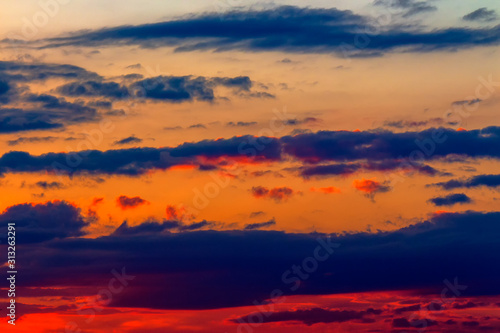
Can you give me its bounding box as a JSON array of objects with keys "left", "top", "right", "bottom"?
[
  {"left": 244, "top": 218, "right": 276, "bottom": 230},
  {"left": 226, "top": 121, "right": 258, "bottom": 127},
  {"left": 299, "top": 160, "right": 443, "bottom": 178},
  {"left": 432, "top": 174, "right": 500, "bottom": 190},
  {"left": 55, "top": 75, "right": 266, "bottom": 102},
  {"left": 0, "top": 201, "right": 89, "bottom": 244},
  {"left": 56, "top": 80, "right": 130, "bottom": 98},
  {"left": 428, "top": 193, "right": 472, "bottom": 207},
  {"left": 40, "top": 6, "right": 500, "bottom": 56},
  {"left": 463, "top": 8, "right": 498, "bottom": 22},
  {"left": 114, "top": 136, "right": 143, "bottom": 146},
  {"left": 0, "top": 62, "right": 102, "bottom": 133},
  {"left": 0, "top": 135, "right": 282, "bottom": 176},
  {"left": 1, "top": 128, "right": 500, "bottom": 176},
  {"left": 34, "top": 181, "right": 65, "bottom": 190},
  {"left": 300, "top": 163, "right": 361, "bottom": 177},
  {"left": 0, "top": 80, "right": 12, "bottom": 104},
  {"left": 0, "top": 61, "right": 269, "bottom": 134},
  {"left": 374, "top": 0, "right": 437, "bottom": 18},
  {"left": 0, "top": 61, "right": 98, "bottom": 82},
  {"left": 130, "top": 75, "right": 258, "bottom": 102},
  {"left": 5, "top": 210, "right": 500, "bottom": 309},
  {"left": 282, "top": 127, "right": 500, "bottom": 162},
  {"left": 0, "top": 109, "right": 64, "bottom": 133},
  {"left": 0, "top": 94, "right": 99, "bottom": 133},
  {"left": 7, "top": 136, "right": 58, "bottom": 146}
]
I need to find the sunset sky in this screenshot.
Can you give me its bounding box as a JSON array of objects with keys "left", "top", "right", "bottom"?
[{"left": 1, "top": 1, "right": 500, "bottom": 332}]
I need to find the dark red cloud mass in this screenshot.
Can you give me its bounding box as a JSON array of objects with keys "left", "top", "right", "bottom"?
[
  {"left": 116, "top": 195, "right": 149, "bottom": 210},
  {"left": 251, "top": 186, "right": 296, "bottom": 202}
]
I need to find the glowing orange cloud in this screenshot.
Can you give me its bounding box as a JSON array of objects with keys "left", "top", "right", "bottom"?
[
  {"left": 433, "top": 210, "right": 450, "bottom": 216},
  {"left": 310, "top": 186, "right": 341, "bottom": 194},
  {"left": 169, "top": 164, "right": 197, "bottom": 171},
  {"left": 116, "top": 195, "right": 149, "bottom": 210}
]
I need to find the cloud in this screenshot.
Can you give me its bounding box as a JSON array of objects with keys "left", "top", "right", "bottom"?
[
  {"left": 226, "top": 121, "right": 258, "bottom": 127},
  {"left": 374, "top": 0, "right": 437, "bottom": 18},
  {"left": 299, "top": 160, "right": 443, "bottom": 178},
  {"left": 130, "top": 76, "right": 243, "bottom": 102},
  {"left": 56, "top": 80, "right": 129, "bottom": 98},
  {"left": 0, "top": 108, "right": 64, "bottom": 133},
  {"left": 165, "top": 204, "right": 194, "bottom": 221},
  {"left": 249, "top": 211, "right": 265, "bottom": 218},
  {"left": 0, "top": 92, "right": 99, "bottom": 134},
  {"left": 0, "top": 201, "right": 89, "bottom": 243},
  {"left": 113, "top": 135, "right": 143, "bottom": 146},
  {"left": 4, "top": 210, "right": 500, "bottom": 309},
  {"left": 91, "top": 197, "right": 104, "bottom": 207},
  {"left": 125, "top": 63, "right": 142, "bottom": 69},
  {"left": 281, "top": 127, "right": 500, "bottom": 163},
  {"left": 462, "top": 320, "right": 480, "bottom": 327},
  {"left": 116, "top": 195, "right": 149, "bottom": 210},
  {"left": 383, "top": 118, "right": 449, "bottom": 129},
  {"left": 392, "top": 317, "right": 437, "bottom": 328},
  {"left": 0, "top": 60, "right": 98, "bottom": 82},
  {"left": 7, "top": 136, "right": 58, "bottom": 146},
  {"left": 244, "top": 218, "right": 276, "bottom": 230},
  {"left": 1, "top": 127, "right": 499, "bottom": 177},
  {"left": 0, "top": 135, "right": 282, "bottom": 176},
  {"left": 111, "top": 218, "right": 213, "bottom": 236},
  {"left": 463, "top": 8, "right": 498, "bottom": 22},
  {"left": 428, "top": 193, "right": 472, "bottom": 207},
  {"left": 452, "top": 301, "right": 478, "bottom": 309},
  {"left": 251, "top": 186, "right": 296, "bottom": 202},
  {"left": 353, "top": 178, "right": 391, "bottom": 197},
  {"left": 451, "top": 98, "right": 482, "bottom": 106},
  {"left": 179, "top": 220, "right": 214, "bottom": 231},
  {"left": 232, "top": 307, "right": 382, "bottom": 326},
  {"left": 283, "top": 117, "right": 319, "bottom": 126},
  {"left": 164, "top": 126, "right": 183, "bottom": 131},
  {"left": 0, "top": 61, "right": 271, "bottom": 133},
  {"left": 301, "top": 163, "right": 361, "bottom": 177},
  {"left": 55, "top": 75, "right": 267, "bottom": 103},
  {"left": 112, "top": 220, "right": 180, "bottom": 236},
  {"left": 432, "top": 174, "right": 500, "bottom": 190},
  {"left": 310, "top": 186, "right": 342, "bottom": 194},
  {"left": 34, "top": 181, "right": 65, "bottom": 190},
  {"left": 188, "top": 123, "right": 207, "bottom": 129},
  {"left": 38, "top": 6, "right": 500, "bottom": 56}
]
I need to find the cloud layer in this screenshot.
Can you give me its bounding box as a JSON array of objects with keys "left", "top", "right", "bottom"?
[
  {"left": 38, "top": 6, "right": 500, "bottom": 56},
  {"left": 2, "top": 205, "right": 499, "bottom": 309}
]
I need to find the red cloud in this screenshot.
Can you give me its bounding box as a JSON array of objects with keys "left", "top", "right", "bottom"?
[
  {"left": 310, "top": 186, "right": 341, "bottom": 194},
  {"left": 88, "top": 197, "right": 104, "bottom": 219},
  {"left": 165, "top": 204, "right": 195, "bottom": 221},
  {"left": 251, "top": 186, "right": 295, "bottom": 202},
  {"left": 353, "top": 178, "right": 389, "bottom": 194},
  {"left": 116, "top": 195, "right": 149, "bottom": 210},
  {"left": 91, "top": 197, "right": 104, "bottom": 207},
  {"left": 166, "top": 205, "right": 180, "bottom": 220}
]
